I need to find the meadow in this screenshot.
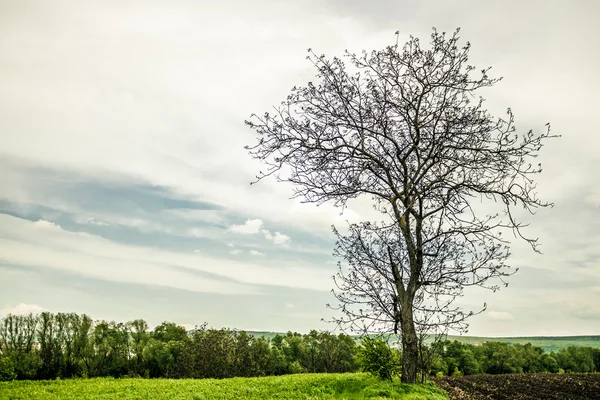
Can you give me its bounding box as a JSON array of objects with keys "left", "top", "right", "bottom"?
[{"left": 0, "top": 373, "right": 448, "bottom": 400}]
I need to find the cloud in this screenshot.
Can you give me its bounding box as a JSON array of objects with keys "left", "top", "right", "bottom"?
[
  {"left": 32, "top": 219, "right": 60, "bottom": 230},
  {"left": 584, "top": 187, "right": 600, "bottom": 207},
  {"left": 230, "top": 249, "right": 242, "bottom": 255},
  {"left": 75, "top": 216, "right": 110, "bottom": 226},
  {"left": 571, "top": 308, "right": 600, "bottom": 321},
  {"left": 229, "top": 219, "right": 264, "bottom": 234},
  {"left": 0, "top": 213, "right": 332, "bottom": 293},
  {"left": 488, "top": 311, "right": 514, "bottom": 321},
  {"left": 166, "top": 208, "right": 227, "bottom": 225},
  {"left": 0, "top": 303, "right": 45, "bottom": 317},
  {"left": 229, "top": 218, "right": 292, "bottom": 245},
  {"left": 261, "top": 229, "right": 291, "bottom": 245},
  {"left": 249, "top": 250, "right": 265, "bottom": 256},
  {"left": 0, "top": 0, "right": 598, "bottom": 335}
]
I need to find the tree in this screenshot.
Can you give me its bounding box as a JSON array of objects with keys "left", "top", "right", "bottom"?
[
  {"left": 0, "top": 314, "right": 41, "bottom": 379},
  {"left": 357, "top": 337, "right": 400, "bottom": 380},
  {"left": 246, "top": 28, "right": 555, "bottom": 382},
  {"left": 128, "top": 319, "right": 149, "bottom": 376},
  {"left": 37, "top": 312, "right": 59, "bottom": 379}
]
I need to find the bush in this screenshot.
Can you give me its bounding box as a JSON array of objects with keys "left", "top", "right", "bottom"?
[
  {"left": 0, "top": 356, "right": 17, "bottom": 382},
  {"left": 357, "top": 337, "right": 400, "bottom": 381}
]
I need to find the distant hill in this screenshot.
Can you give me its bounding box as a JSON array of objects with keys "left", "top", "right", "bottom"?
[
  {"left": 443, "top": 335, "right": 600, "bottom": 353},
  {"left": 246, "top": 331, "right": 600, "bottom": 353}
]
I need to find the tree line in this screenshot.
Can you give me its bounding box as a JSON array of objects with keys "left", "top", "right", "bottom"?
[
  {"left": 427, "top": 339, "right": 600, "bottom": 377},
  {"left": 0, "top": 313, "right": 357, "bottom": 381},
  {"left": 1, "top": 312, "right": 599, "bottom": 382}
]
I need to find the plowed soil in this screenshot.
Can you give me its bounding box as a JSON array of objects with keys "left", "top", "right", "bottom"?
[{"left": 435, "top": 373, "right": 600, "bottom": 400}]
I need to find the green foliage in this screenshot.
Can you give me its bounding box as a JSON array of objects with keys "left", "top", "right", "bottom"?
[
  {"left": 555, "top": 346, "right": 595, "bottom": 373},
  {"left": 436, "top": 334, "right": 600, "bottom": 353},
  {"left": 0, "top": 373, "right": 449, "bottom": 399},
  {"left": 153, "top": 322, "right": 187, "bottom": 343},
  {"left": 357, "top": 337, "right": 401, "bottom": 381},
  {"left": 2, "top": 312, "right": 600, "bottom": 383},
  {"left": 0, "top": 356, "right": 17, "bottom": 382},
  {"left": 540, "top": 354, "right": 559, "bottom": 373},
  {"left": 13, "top": 351, "right": 43, "bottom": 380},
  {"left": 374, "top": 333, "right": 600, "bottom": 353},
  {"left": 142, "top": 339, "right": 176, "bottom": 378},
  {"left": 427, "top": 339, "right": 600, "bottom": 377},
  {"left": 0, "top": 313, "right": 352, "bottom": 381}
]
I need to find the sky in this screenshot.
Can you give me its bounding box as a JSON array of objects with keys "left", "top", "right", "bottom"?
[{"left": 0, "top": 0, "right": 599, "bottom": 337}]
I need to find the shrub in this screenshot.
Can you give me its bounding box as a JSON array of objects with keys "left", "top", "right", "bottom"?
[
  {"left": 357, "top": 337, "right": 400, "bottom": 381},
  {"left": 0, "top": 356, "right": 17, "bottom": 382}
]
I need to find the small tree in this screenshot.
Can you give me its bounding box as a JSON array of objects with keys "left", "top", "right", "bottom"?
[
  {"left": 246, "top": 28, "right": 555, "bottom": 383},
  {"left": 357, "top": 337, "right": 400, "bottom": 381}
]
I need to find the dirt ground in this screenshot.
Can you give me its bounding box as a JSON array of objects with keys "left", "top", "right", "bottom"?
[{"left": 435, "top": 373, "right": 600, "bottom": 400}]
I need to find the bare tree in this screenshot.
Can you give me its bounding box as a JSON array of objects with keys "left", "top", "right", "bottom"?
[{"left": 245, "top": 28, "right": 556, "bottom": 383}]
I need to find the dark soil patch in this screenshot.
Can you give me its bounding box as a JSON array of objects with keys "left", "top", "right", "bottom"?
[{"left": 435, "top": 373, "right": 600, "bottom": 400}]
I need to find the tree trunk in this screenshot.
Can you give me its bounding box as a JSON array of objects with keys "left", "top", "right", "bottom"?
[{"left": 400, "top": 303, "right": 418, "bottom": 383}]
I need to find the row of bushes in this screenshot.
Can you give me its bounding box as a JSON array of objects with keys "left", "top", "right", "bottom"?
[
  {"left": 427, "top": 339, "right": 600, "bottom": 376},
  {"left": 0, "top": 313, "right": 357, "bottom": 381},
  {"left": 2, "top": 312, "right": 600, "bottom": 381}
]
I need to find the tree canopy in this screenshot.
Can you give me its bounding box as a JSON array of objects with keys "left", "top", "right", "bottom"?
[{"left": 246, "top": 28, "right": 556, "bottom": 382}]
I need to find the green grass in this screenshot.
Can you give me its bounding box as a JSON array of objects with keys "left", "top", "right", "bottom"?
[{"left": 0, "top": 373, "right": 448, "bottom": 400}]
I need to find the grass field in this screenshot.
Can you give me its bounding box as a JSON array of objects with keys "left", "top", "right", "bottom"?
[
  {"left": 0, "top": 373, "right": 449, "bottom": 400},
  {"left": 248, "top": 331, "right": 600, "bottom": 353}
]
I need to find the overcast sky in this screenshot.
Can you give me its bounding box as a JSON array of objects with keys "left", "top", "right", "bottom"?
[{"left": 1, "top": 0, "right": 598, "bottom": 337}]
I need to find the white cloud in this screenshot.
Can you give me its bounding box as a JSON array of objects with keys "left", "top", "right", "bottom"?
[
  {"left": 0, "top": 303, "right": 45, "bottom": 317},
  {"left": 488, "top": 311, "right": 514, "bottom": 321},
  {"left": 187, "top": 227, "right": 212, "bottom": 238},
  {"left": 249, "top": 250, "right": 265, "bottom": 256},
  {"left": 32, "top": 219, "right": 60, "bottom": 230},
  {"left": 0, "top": 214, "right": 332, "bottom": 293},
  {"left": 261, "top": 229, "right": 291, "bottom": 245},
  {"left": 165, "top": 209, "right": 227, "bottom": 225},
  {"left": 229, "top": 219, "right": 264, "bottom": 234},
  {"left": 230, "top": 249, "right": 242, "bottom": 255},
  {"left": 229, "top": 219, "right": 292, "bottom": 246},
  {"left": 75, "top": 216, "right": 110, "bottom": 226}
]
